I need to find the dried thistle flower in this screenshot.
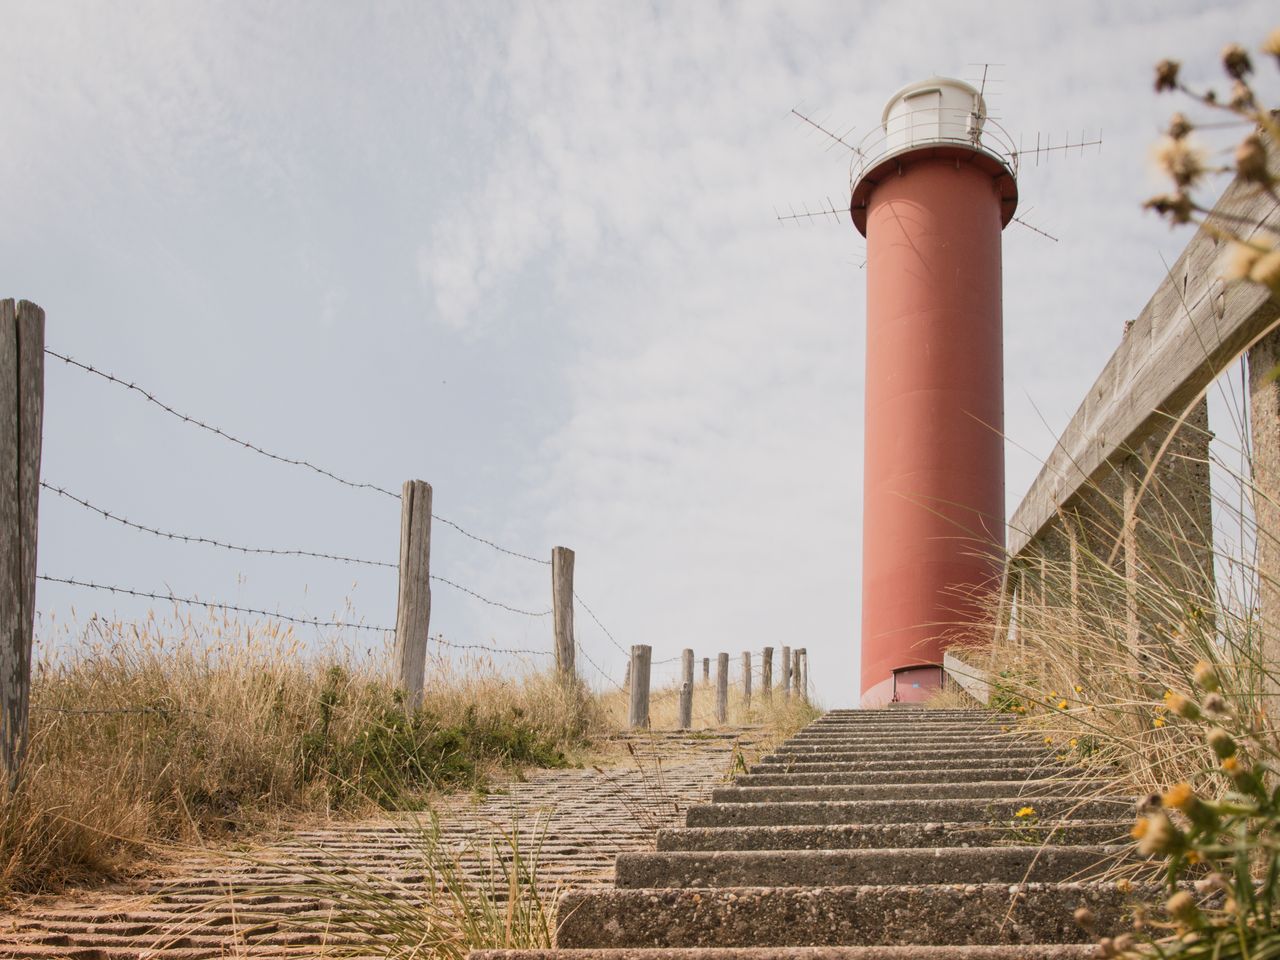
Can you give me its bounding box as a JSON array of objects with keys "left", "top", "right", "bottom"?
[
  {"left": 1193, "top": 661, "right": 1220, "bottom": 692},
  {"left": 1202, "top": 692, "right": 1228, "bottom": 715},
  {"left": 1144, "top": 192, "right": 1194, "bottom": 224},
  {"left": 1164, "top": 691, "right": 1201, "bottom": 720},
  {"left": 1264, "top": 27, "right": 1280, "bottom": 65},
  {"left": 1235, "top": 134, "right": 1269, "bottom": 184},
  {"left": 1153, "top": 136, "right": 1208, "bottom": 188},
  {"left": 1166, "top": 890, "right": 1198, "bottom": 921},
  {"left": 1207, "top": 726, "right": 1236, "bottom": 759},
  {"left": 1134, "top": 811, "right": 1181, "bottom": 856},
  {"left": 1222, "top": 43, "right": 1253, "bottom": 80},
  {"left": 1155, "top": 59, "right": 1181, "bottom": 92},
  {"left": 1167, "top": 112, "right": 1192, "bottom": 139},
  {"left": 1229, "top": 80, "right": 1256, "bottom": 111}
]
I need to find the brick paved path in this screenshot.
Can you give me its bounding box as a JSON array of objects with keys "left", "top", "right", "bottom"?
[{"left": 0, "top": 729, "right": 760, "bottom": 959}]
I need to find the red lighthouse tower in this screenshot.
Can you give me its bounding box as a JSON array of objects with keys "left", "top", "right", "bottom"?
[{"left": 851, "top": 77, "right": 1018, "bottom": 707}]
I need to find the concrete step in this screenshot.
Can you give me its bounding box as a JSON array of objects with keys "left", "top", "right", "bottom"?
[
  {"left": 473, "top": 946, "right": 1096, "bottom": 958},
  {"left": 773, "top": 742, "right": 1024, "bottom": 757},
  {"left": 773, "top": 742, "right": 1034, "bottom": 757},
  {"left": 709, "top": 781, "right": 1112, "bottom": 804},
  {"left": 614, "top": 845, "right": 1130, "bottom": 888},
  {"left": 734, "top": 767, "right": 1080, "bottom": 786},
  {"left": 749, "top": 757, "right": 1069, "bottom": 774},
  {"left": 760, "top": 747, "right": 1052, "bottom": 764},
  {"left": 656, "top": 820, "right": 1133, "bottom": 851},
  {"left": 685, "top": 795, "right": 1131, "bottom": 827},
  {"left": 783, "top": 733, "right": 1016, "bottom": 744},
  {"left": 554, "top": 882, "right": 1148, "bottom": 948}
]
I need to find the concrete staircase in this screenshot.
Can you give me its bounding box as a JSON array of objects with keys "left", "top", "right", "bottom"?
[{"left": 473, "top": 707, "right": 1150, "bottom": 959}]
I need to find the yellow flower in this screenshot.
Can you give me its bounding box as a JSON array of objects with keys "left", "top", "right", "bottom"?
[
  {"left": 1058, "top": 700, "right": 1069, "bottom": 710},
  {"left": 1153, "top": 717, "right": 1166, "bottom": 728},
  {"left": 1222, "top": 756, "right": 1239, "bottom": 772},
  {"left": 1069, "top": 738, "right": 1079, "bottom": 748},
  {"left": 1074, "top": 685, "right": 1083, "bottom": 694},
  {"left": 1186, "top": 850, "right": 1202, "bottom": 865},
  {"left": 1162, "top": 782, "right": 1194, "bottom": 812},
  {"left": 1131, "top": 818, "right": 1149, "bottom": 840},
  {"left": 1044, "top": 736, "right": 1054, "bottom": 745},
  {"left": 1016, "top": 806, "right": 1036, "bottom": 818}
]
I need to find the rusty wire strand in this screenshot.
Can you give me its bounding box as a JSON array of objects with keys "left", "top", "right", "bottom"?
[
  {"left": 38, "top": 575, "right": 553, "bottom": 656},
  {"left": 47, "top": 348, "right": 550, "bottom": 566},
  {"left": 43, "top": 482, "right": 552, "bottom": 616},
  {"left": 573, "top": 591, "right": 627, "bottom": 657}
]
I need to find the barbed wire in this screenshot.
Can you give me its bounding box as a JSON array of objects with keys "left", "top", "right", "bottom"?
[
  {"left": 431, "top": 633, "right": 553, "bottom": 658},
  {"left": 41, "top": 482, "right": 398, "bottom": 568},
  {"left": 575, "top": 640, "right": 626, "bottom": 691},
  {"left": 43, "top": 481, "right": 551, "bottom": 616},
  {"left": 38, "top": 574, "right": 394, "bottom": 631},
  {"left": 432, "top": 515, "right": 549, "bottom": 566},
  {"left": 40, "top": 575, "right": 555, "bottom": 659},
  {"left": 47, "top": 348, "right": 550, "bottom": 567},
  {"left": 429, "top": 575, "right": 551, "bottom": 617},
  {"left": 46, "top": 349, "right": 402, "bottom": 500},
  {"left": 573, "top": 591, "right": 627, "bottom": 657}
]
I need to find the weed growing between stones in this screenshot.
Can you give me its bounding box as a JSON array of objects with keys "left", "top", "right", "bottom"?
[{"left": 241, "top": 813, "right": 557, "bottom": 959}]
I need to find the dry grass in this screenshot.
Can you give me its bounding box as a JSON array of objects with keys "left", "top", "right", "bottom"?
[
  {"left": 0, "top": 608, "right": 599, "bottom": 898},
  {"left": 955, "top": 410, "right": 1277, "bottom": 800},
  {"left": 595, "top": 674, "right": 819, "bottom": 738}
]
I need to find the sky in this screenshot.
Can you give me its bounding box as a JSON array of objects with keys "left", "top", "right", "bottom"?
[{"left": 3, "top": 0, "right": 1276, "bottom": 707}]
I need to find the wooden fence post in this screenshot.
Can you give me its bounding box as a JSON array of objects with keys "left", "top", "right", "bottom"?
[
  {"left": 1, "top": 300, "right": 43, "bottom": 787},
  {"left": 628, "top": 644, "right": 651, "bottom": 729},
  {"left": 715, "top": 652, "right": 729, "bottom": 724},
  {"left": 394, "top": 479, "right": 433, "bottom": 710},
  {"left": 797, "top": 648, "right": 808, "bottom": 702},
  {"left": 793, "top": 648, "right": 803, "bottom": 702},
  {"left": 702, "top": 657, "right": 710, "bottom": 683},
  {"left": 741, "top": 651, "right": 752, "bottom": 710},
  {"left": 678, "top": 648, "right": 694, "bottom": 729},
  {"left": 551, "top": 546, "right": 575, "bottom": 682},
  {"left": 781, "top": 644, "right": 792, "bottom": 699},
  {"left": 761, "top": 646, "right": 773, "bottom": 702}
]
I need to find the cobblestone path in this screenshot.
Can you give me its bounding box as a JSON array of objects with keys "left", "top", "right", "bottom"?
[{"left": 0, "top": 729, "right": 760, "bottom": 959}]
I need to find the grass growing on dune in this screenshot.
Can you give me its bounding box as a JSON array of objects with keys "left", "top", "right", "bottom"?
[{"left": 0, "top": 608, "right": 596, "bottom": 897}]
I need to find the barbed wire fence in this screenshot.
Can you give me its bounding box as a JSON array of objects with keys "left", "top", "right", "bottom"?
[
  {"left": 2, "top": 302, "right": 807, "bottom": 779},
  {"left": 35, "top": 344, "right": 632, "bottom": 687}
]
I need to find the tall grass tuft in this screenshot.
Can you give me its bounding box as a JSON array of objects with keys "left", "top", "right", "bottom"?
[{"left": 0, "top": 608, "right": 596, "bottom": 897}]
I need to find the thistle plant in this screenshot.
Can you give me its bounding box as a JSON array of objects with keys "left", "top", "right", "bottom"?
[
  {"left": 1103, "top": 663, "right": 1280, "bottom": 959},
  {"left": 1145, "top": 29, "right": 1280, "bottom": 298}
]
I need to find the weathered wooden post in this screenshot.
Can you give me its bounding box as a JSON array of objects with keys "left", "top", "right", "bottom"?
[
  {"left": 781, "top": 644, "right": 792, "bottom": 699},
  {"left": 1, "top": 301, "right": 43, "bottom": 787},
  {"left": 793, "top": 648, "right": 803, "bottom": 702},
  {"left": 678, "top": 648, "right": 694, "bottom": 729},
  {"left": 1253, "top": 329, "right": 1280, "bottom": 682},
  {"left": 628, "top": 644, "right": 651, "bottom": 729},
  {"left": 741, "top": 651, "right": 752, "bottom": 710},
  {"left": 551, "top": 546, "right": 576, "bottom": 682},
  {"left": 761, "top": 646, "right": 773, "bottom": 702},
  {"left": 797, "top": 648, "right": 808, "bottom": 702},
  {"left": 715, "top": 652, "right": 729, "bottom": 724},
  {"left": 702, "top": 657, "right": 710, "bottom": 683},
  {"left": 394, "top": 479, "right": 432, "bottom": 710}
]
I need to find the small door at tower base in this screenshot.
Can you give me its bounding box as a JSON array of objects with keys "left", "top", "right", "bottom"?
[{"left": 891, "top": 664, "right": 944, "bottom": 703}]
